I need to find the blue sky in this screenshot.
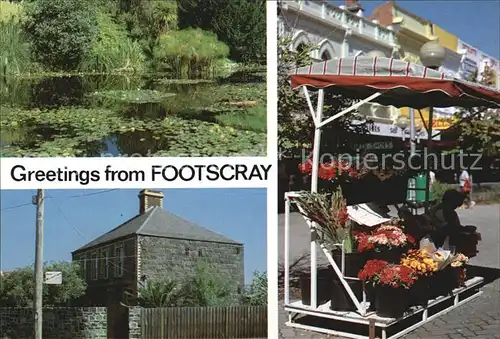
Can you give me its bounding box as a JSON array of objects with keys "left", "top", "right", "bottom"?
[
  {"left": 337, "top": 0, "right": 500, "bottom": 59},
  {"left": 0, "top": 189, "right": 267, "bottom": 284}
]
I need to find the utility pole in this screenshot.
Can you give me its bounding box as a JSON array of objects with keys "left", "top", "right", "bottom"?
[{"left": 33, "top": 189, "right": 44, "bottom": 339}]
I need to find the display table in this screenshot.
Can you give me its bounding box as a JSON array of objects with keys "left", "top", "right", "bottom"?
[{"left": 284, "top": 276, "right": 483, "bottom": 339}]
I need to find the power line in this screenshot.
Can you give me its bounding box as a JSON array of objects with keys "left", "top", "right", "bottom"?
[
  {"left": 1, "top": 189, "right": 118, "bottom": 212},
  {"left": 1, "top": 202, "right": 32, "bottom": 211},
  {"left": 64, "top": 189, "right": 119, "bottom": 199},
  {"left": 48, "top": 197, "right": 87, "bottom": 240}
]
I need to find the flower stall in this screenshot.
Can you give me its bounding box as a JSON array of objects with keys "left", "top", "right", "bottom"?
[{"left": 282, "top": 56, "right": 500, "bottom": 339}]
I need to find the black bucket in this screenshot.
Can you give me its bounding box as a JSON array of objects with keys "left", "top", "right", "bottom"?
[
  {"left": 330, "top": 279, "right": 364, "bottom": 312},
  {"left": 331, "top": 250, "right": 370, "bottom": 279},
  {"left": 299, "top": 268, "right": 333, "bottom": 306}
]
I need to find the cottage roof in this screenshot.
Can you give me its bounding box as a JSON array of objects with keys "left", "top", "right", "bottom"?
[{"left": 73, "top": 206, "right": 241, "bottom": 252}]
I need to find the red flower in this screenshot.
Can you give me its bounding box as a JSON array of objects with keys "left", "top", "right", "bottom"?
[
  {"left": 349, "top": 167, "right": 357, "bottom": 178},
  {"left": 298, "top": 158, "right": 313, "bottom": 174},
  {"left": 337, "top": 207, "right": 348, "bottom": 225},
  {"left": 357, "top": 234, "right": 375, "bottom": 252},
  {"left": 318, "top": 164, "right": 337, "bottom": 180},
  {"left": 378, "top": 265, "right": 418, "bottom": 289},
  {"left": 406, "top": 234, "right": 416, "bottom": 244},
  {"left": 358, "top": 259, "right": 389, "bottom": 281}
]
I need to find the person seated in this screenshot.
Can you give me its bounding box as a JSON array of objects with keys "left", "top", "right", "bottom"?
[{"left": 427, "top": 189, "right": 465, "bottom": 248}]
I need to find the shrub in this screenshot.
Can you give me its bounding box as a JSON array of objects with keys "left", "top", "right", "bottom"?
[
  {"left": 155, "top": 28, "right": 230, "bottom": 78},
  {"left": 242, "top": 271, "right": 267, "bottom": 306},
  {"left": 431, "top": 181, "right": 457, "bottom": 203},
  {"left": 80, "top": 13, "right": 145, "bottom": 73},
  {"left": 23, "top": 0, "right": 98, "bottom": 71}
]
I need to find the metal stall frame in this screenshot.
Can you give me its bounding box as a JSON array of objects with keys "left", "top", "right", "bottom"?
[{"left": 283, "top": 56, "right": 500, "bottom": 338}]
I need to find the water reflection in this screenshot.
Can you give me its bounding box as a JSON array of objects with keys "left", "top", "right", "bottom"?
[{"left": 0, "top": 71, "right": 266, "bottom": 157}]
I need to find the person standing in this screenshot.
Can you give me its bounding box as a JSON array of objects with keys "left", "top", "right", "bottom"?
[{"left": 459, "top": 169, "right": 473, "bottom": 208}]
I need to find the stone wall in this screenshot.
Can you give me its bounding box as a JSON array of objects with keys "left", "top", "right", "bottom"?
[
  {"left": 128, "top": 306, "right": 142, "bottom": 339},
  {"left": 0, "top": 307, "right": 107, "bottom": 339},
  {"left": 138, "top": 235, "right": 245, "bottom": 295}
]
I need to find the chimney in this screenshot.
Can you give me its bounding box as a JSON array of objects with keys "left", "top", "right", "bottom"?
[
  {"left": 138, "top": 189, "right": 164, "bottom": 214},
  {"left": 345, "top": 0, "right": 364, "bottom": 16}
]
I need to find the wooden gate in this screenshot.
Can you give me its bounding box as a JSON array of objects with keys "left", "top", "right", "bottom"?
[{"left": 107, "top": 303, "right": 129, "bottom": 339}]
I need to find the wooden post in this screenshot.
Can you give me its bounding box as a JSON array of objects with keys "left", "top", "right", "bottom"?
[{"left": 34, "top": 189, "right": 44, "bottom": 339}]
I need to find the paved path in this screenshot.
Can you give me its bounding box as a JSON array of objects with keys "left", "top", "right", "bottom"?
[{"left": 278, "top": 205, "right": 500, "bottom": 339}]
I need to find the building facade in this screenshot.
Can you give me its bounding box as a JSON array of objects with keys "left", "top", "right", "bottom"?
[{"left": 72, "top": 190, "right": 244, "bottom": 307}]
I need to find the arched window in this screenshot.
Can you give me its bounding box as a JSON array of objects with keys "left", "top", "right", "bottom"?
[
  {"left": 321, "top": 50, "right": 332, "bottom": 61},
  {"left": 296, "top": 43, "right": 306, "bottom": 54}
]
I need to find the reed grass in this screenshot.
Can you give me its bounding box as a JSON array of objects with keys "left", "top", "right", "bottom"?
[{"left": 155, "top": 28, "right": 230, "bottom": 78}]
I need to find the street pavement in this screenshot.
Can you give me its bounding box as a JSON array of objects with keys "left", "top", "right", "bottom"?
[{"left": 278, "top": 204, "right": 500, "bottom": 339}]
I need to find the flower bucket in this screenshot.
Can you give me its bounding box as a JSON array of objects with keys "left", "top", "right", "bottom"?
[
  {"left": 300, "top": 268, "right": 333, "bottom": 306},
  {"left": 365, "top": 283, "right": 376, "bottom": 310},
  {"left": 374, "top": 285, "right": 410, "bottom": 318},
  {"left": 330, "top": 279, "right": 364, "bottom": 312},
  {"left": 409, "top": 277, "right": 430, "bottom": 307},
  {"left": 332, "top": 250, "right": 370, "bottom": 279},
  {"left": 428, "top": 267, "right": 454, "bottom": 298},
  {"left": 371, "top": 248, "right": 402, "bottom": 264}
]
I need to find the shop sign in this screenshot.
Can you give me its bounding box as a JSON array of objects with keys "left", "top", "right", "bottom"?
[
  {"left": 352, "top": 121, "right": 441, "bottom": 140},
  {"left": 432, "top": 118, "right": 453, "bottom": 130},
  {"left": 354, "top": 141, "right": 394, "bottom": 151}
]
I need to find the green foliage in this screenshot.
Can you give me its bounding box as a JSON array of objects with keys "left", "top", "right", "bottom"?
[
  {"left": 80, "top": 13, "right": 145, "bottom": 73},
  {"left": 155, "top": 28, "right": 230, "bottom": 78},
  {"left": 431, "top": 181, "right": 457, "bottom": 204},
  {"left": 452, "top": 66, "right": 500, "bottom": 156},
  {"left": 241, "top": 271, "right": 267, "bottom": 306},
  {"left": 133, "top": 280, "right": 180, "bottom": 307},
  {"left": 0, "top": 261, "right": 86, "bottom": 307},
  {"left": 89, "top": 89, "right": 176, "bottom": 104},
  {"left": 216, "top": 104, "right": 266, "bottom": 133},
  {"left": 179, "top": 262, "right": 234, "bottom": 307},
  {"left": 177, "top": 0, "right": 266, "bottom": 63},
  {"left": 0, "top": 1, "right": 24, "bottom": 23},
  {"left": 0, "top": 19, "right": 38, "bottom": 75},
  {"left": 0, "top": 106, "right": 266, "bottom": 157},
  {"left": 23, "top": 0, "right": 98, "bottom": 71},
  {"left": 278, "top": 38, "right": 368, "bottom": 157}
]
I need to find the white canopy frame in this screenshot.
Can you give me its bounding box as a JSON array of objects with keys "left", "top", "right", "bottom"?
[{"left": 283, "top": 56, "right": 498, "bottom": 338}]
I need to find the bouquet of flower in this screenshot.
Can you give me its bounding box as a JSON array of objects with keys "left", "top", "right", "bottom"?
[
  {"left": 450, "top": 253, "right": 469, "bottom": 268},
  {"left": 292, "top": 188, "right": 354, "bottom": 252},
  {"left": 298, "top": 157, "right": 367, "bottom": 183},
  {"left": 400, "top": 249, "right": 438, "bottom": 276},
  {"left": 377, "top": 264, "right": 419, "bottom": 289},
  {"left": 358, "top": 259, "right": 389, "bottom": 285},
  {"left": 298, "top": 156, "right": 406, "bottom": 183},
  {"left": 356, "top": 225, "right": 415, "bottom": 253}
]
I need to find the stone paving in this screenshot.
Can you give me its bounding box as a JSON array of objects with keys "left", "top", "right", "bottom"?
[{"left": 278, "top": 204, "right": 500, "bottom": 339}]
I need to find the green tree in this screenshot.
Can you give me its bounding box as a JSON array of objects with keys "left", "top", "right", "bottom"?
[
  {"left": 452, "top": 66, "right": 500, "bottom": 157},
  {"left": 0, "top": 261, "right": 86, "bottom": 307},
  {"left": 177, "top": 0, "right": 266, "bottom": 63},
  {"left": 23, "top": 0, "right": 98, "bottom": 71},
  {"left": 178, "top": 262, "right": 233, "bottom": 307},
  {"left": 278, "top": 37, "right": 369, "bottom": 158},
  {"left": 241, "top": 271, "right": 267, "bottom": 306}
]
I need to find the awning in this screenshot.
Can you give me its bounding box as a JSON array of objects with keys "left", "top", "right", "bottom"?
[{"left": 291, "top": 57, "right": 500, "bottom": 109}]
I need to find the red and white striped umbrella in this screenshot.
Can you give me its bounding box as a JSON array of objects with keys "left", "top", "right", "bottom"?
[{"left": 291, "top": 57, "right": 500, "bottom": 109}]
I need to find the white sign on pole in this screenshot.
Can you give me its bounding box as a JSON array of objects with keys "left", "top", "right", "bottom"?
[{"left": 44, "top": 271, "right": 62, "bottom": 285}]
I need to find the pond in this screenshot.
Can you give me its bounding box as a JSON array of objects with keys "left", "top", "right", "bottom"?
[{"left": 0, "top": 71, "right": 266, "bottom": 157}]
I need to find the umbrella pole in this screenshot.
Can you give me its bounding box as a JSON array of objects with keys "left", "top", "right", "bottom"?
[
  {"left": 309, "top": 88, "right": 324, "bottom": 309},
  {"left": 425, "top": 107, "right": 434, "bottom": 213}
]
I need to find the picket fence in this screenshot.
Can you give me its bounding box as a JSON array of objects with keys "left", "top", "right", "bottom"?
[{"left": 140, "top": 306, "right": 267, "bottom": 338}]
